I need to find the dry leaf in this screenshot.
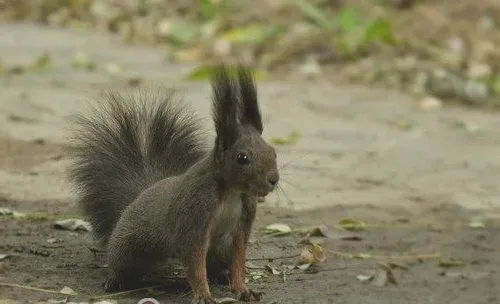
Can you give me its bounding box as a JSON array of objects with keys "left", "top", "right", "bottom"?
[
  {"left": 265, "top": 264, "right": 281, "bottom": 275},
  {"left": 59, "top": 286, "right": 77, "bottom": 295},
  {"left": 416, "top": 96, "right": 442, "bottom": 111},
  {"left": 356, "top": 274, "right": 374, "bottom": 282},
  {"left": 468, "top": 221, "right": 485, "bottom": 229},
  {"left": 264, "top": 223, "right": 292, "bottom": 236},
  {"left": 0, "top": 254, "right": 8, "bottom": 261},
  {"left": 355, "top": 253, "right": 372, "bottom": 259},
  {"left": 217, "top": 297, "right": 238, "bottom": 303},
  {"left": 438, "top": 258, "right": 464, "bottom": 268},
  {"left": 53, "top": 219, "right": 91, "bottom": 232},
  {"left": 299, "top": 244, "right": 326, "bottom": 265},
  {"left": 372, "top": 269, "right": 388, "bottom": 287},
  {"left": 338, "top": 218, "right": 366, "bottom": 231},
  {"left": 296, "top": 263, "right": 311, "bottom": 270},
  {"left": 378, "top": 263, "right": 397, "bottom": 285}
]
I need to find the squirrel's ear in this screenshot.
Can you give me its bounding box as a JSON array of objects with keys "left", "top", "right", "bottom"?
[
  {"left": 211, "top": 65, "right": 239, "bottom": 150},
  {"left": 237, "top": 66, "right": 263, "bottom": 134}
]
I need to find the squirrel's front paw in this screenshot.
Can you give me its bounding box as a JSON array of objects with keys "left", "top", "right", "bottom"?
[
  {"left": 232, "top": 287, "right": 263, "bottom": 302},
  {"left": 191, "top": 294, "right": 217, "bottom": 304}
]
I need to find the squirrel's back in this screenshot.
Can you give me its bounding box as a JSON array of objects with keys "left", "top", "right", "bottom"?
[{"left": 67, "top": 89, "right": 206, "bottom": 245}]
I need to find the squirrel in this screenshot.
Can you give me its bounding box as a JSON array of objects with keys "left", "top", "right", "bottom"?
[{"left": 67, "top": 65, "right": 280, "bottom": 303}]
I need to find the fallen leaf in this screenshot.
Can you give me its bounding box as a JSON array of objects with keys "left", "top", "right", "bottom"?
[
  {"left": 354, "top": 253, "right": 372, "bottom": 259},
  {"left": 265, "top": 264, "right": 281, "bottom": 275},
  {"left": 296, "top": 263, "right": 311, "bottom": 270},
  {"left": 217, "top": 297, "right": 238, "bottom": 303},
  {"left": 46, "top": 238, "right": 63, "bottom": 244},
  {"left": 270, "top": 131, "right": 302, "bottom": 145},
  {"left": 356, "top": 274, "right": 374, "bottom": 282},
  {"left": 468, "top": 221, "right": 485, "bottom": 229},
  {"left": 29, "top": 52, "right": 52, "bottom": 71},
  {"left": 264, "top": 223, "right": 292, "bottom": 236},
  {"left": 53, "top": 219, "right": 92, "bottom": 232},
  {"left": 71, "top": 52, "right": 96, "bottom": 71},
  {"left": 416, "top": 96, "right": 442, "bottom": 111},
  {"left": 338, "top": 218, "right": 366, "bottom": 231},
  {"left": 0, "top": 208, "right": 25, "bottom": 218},
  {"left": 59, "top": 286, "right": 77, "bottom": 295},
  {"left": 377, "top": 263, "right": 397, "bottom": 285},
  {"left": 299, "top": 244, "right": 326, "bottom": 265},
  {"left": 0, "top": 254, "right": 9, "bottom": 261},
  {"left": 438, "top": 258, "right": 464, "bottom": 268},
  {"left": 441, "top": 271, "right": 489, "bottom": 280},
  {"left": 245, "top": 262, "right": 264, "bottom": 269},
  {"left": 372, "top": 269, "right": 388, "bottom": 287}
]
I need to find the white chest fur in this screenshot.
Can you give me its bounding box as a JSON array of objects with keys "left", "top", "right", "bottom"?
[{"left": 211, "top": 190, "right": 243, "bottom": 239}]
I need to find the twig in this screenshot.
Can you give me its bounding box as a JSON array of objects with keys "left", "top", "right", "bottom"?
[
  {"left": 326, "top": 249, "right": 441, "bottom": 260},
  {"left": 90, "top": 284, "right": 163, "bottom": 300},
  {"left": 247, "top": 254, "right": 300, "bottom": 261},
  {"left": 0, "top": 282, "right": 77, "bottom": 295}
]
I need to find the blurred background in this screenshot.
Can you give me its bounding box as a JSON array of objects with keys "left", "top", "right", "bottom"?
[{"left": 1, "top": 0, "right": 500, "bottom": 107}]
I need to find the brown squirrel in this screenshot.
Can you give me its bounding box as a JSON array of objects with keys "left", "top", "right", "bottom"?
[{"left": 67, "top": 65, "right": 280, "bottom": 303}]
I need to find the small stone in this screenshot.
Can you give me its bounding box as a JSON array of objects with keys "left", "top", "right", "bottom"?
[
  {"left": 299, "top": 56, "right": 321, "bottom": 77},
  {"left": 416, "top": 96, "right": 442, "bottom": 111},
  {"left": 463, "top": 80, "right": 489, "bottom": 104}
]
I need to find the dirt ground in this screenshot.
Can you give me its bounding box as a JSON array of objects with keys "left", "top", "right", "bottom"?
[{"left": 1, "top": 23, "right": 500, "bottom": 304}]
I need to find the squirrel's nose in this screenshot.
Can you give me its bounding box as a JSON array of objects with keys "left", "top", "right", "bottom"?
[{"left": 267, "top": 172, "right": 279, "bottom": 187}]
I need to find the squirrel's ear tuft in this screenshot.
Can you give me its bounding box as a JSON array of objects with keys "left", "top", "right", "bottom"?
[
  {"left": 211, "top": 65, "right": 239, "bottom": 150},
  {"left": 237, "top": 65, "right": 263, "bottom": 134}
]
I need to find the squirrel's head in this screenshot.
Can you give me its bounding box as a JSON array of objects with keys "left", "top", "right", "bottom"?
[{"left": 211, "top": 65, "right": 279, "bottom": 197}]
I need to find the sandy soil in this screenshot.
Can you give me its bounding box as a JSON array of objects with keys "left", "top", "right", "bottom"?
[{"left": 1, "top": 22, "right": 500, "bottom": 304}]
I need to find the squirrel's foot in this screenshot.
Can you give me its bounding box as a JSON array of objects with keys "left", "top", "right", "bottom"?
[
  {"left": 232, "top": 287, "right": 263, "bottom": 302},
  {"left": 190, "top": 293, "right": 217, "bottom": 304}
]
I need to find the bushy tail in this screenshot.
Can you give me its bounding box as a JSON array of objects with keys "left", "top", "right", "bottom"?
[{"left": 67, "top": 89, "right": 206, "bottom": 245}]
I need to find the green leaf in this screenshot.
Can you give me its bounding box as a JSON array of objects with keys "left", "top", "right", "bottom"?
[
  {"left": 363, "top": 18, "right": 395, "bottom": 44},
  {"left": 270, "top": 131, "right": 302, "bottom": 145},
  {"left": 28, "top": 52, "right": 52, "bottom": 71},
  {"left": 199, "top": 0, "right": 216, "bottom": 20},
  {"left": 337, "top": 7, "right": 360, "bottom": 33},
  {"left": 221, "top": 25, "right": 285, "bottom": 45},
  {"left": 467, "top": 221, "right": 485, "bottom": 229},
  {"left": 165, "top": 20, "right": 199, "bottom": 45},
  {"left": 338, "top": 218, "right": 366, "bottom": 231},
  {"left": 289, "top": 0, "right": 332, "bottom": 30},
  {"left": 438, "top": 258, "right": 464, "bottom": 268},
  {"left": 71, "top": 52, "right": 96, "bottom": 71}
]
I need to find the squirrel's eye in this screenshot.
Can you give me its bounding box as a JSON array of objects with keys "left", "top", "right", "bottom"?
[{"left": 237, "top": 153, "right": 250, "bottom": 165}]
